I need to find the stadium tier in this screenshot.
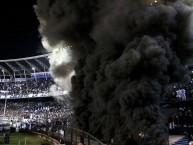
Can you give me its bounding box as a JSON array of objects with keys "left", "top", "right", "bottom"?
[
  {"left": 0, "top": 54, "right": 74, "bottom": 145},
  {"left": 0, "top": 53, "right": 50, "bottom": 81},
  {"left": 0, "top": 53, "right": 67, "bottom": 99}
]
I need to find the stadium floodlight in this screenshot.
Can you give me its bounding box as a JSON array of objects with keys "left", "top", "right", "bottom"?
[
  {"left": 32, "top": 67, "right": 37, "bottom": 81},
  {"left": 32, "top": 67, "right": 36, "bottom": 74}
]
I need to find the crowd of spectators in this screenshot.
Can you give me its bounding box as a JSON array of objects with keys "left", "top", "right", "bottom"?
[
  {"left": 164, "top": 80, "right": 193, "bottom": 102},
  {"left": 0, "top": 76, "right": 73, "bottom": 137},
  {"left": 0, "top": 77, "right": 66, "bottom": 98},
  {"left": 163, "top": 79, "right": 193, "bottom": 129},
  {"left": 167, "top": 107, "right": 193, "bottom": 129},
  {"left": 0, "top": 98, "right": 73, "bottom": 131}
]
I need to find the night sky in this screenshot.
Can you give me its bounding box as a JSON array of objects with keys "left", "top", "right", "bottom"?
[{"left": 0, "top": 0, "right": 44, "bottom": 60}]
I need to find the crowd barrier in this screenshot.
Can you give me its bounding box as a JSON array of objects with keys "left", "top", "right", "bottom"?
[{"left": 29, "top": 125, "right": 106, "bottom": 145}]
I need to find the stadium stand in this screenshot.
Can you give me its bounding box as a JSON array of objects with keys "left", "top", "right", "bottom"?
[
  {"left": 0, "top": 54, "right": 104, "bottom": 145},
  {"left": 0, "top": 54, "right": 75, "bottom": 144},
  {"left": 0, "top": 53, "right": 67, "bottom": 99}
]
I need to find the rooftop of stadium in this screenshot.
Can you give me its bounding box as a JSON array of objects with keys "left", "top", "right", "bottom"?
[{"left": 0, "top": 53, "right": 50, "bottom": 80}]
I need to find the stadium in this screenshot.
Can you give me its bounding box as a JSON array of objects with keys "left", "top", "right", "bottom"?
[
  {"left": 0, "top": 54, "right": 192, "bottom": 145},
  {"left": 0, "top": 53, "right": 103, "bottom": 145},
  {"left": 1, "top": 0, "right": 193, "bottom": 145}
]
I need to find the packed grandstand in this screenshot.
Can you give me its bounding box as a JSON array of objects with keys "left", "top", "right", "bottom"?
[
  {"left": 0, "top": 53, "right": 107, "bottom": 145},
  {"left": 0, "top": 53, "right": 74, "bottom": 144}
]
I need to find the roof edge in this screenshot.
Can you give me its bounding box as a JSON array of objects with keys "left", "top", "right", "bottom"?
[{"left": 0, "top": 53, "right": 51, "bottom": 62}]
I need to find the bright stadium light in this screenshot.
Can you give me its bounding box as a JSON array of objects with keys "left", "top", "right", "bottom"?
[{"left": 32, "top": 67, "right": 37, "bottom": 81}]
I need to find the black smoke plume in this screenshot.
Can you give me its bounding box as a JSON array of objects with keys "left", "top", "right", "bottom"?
[{"left": 34, "top": 0, "right": 193, "bottom": 144}]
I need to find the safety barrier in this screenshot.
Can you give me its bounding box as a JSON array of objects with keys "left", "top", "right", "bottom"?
[{"left": 30, "top": 125, "right": 106, "bottom": 145}]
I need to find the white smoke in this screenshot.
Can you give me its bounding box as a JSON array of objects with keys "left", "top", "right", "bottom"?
[
  {"left": 49, "top": 84, "right": 70, "bottom": 105},
  {"left": 41, "top": 36, "right": 75, "bottom": 95},
  {"left": 52, "top": 70, "right": 75, "bottom": 91}
]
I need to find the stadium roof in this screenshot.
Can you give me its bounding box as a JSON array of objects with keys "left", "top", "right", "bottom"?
[{"left": 0, "top": 53, "right": 50, "bottom": 79}]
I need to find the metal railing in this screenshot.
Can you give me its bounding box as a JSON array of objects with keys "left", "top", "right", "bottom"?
[{"left": 30, "top": 125, "right": 106, "bottom": 145}]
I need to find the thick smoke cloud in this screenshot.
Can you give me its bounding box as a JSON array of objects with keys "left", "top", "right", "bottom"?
[
  {"left": 35, "top": 0, "right": 193, "bottom": 144},
  {"left": 41, "top": 37, "right": 75, "bottom": 101}
]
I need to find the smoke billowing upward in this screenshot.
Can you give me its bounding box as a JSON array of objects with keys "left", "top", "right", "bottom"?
[{"left": 35, "top": 0, "right": 193, "bottom": 144}]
